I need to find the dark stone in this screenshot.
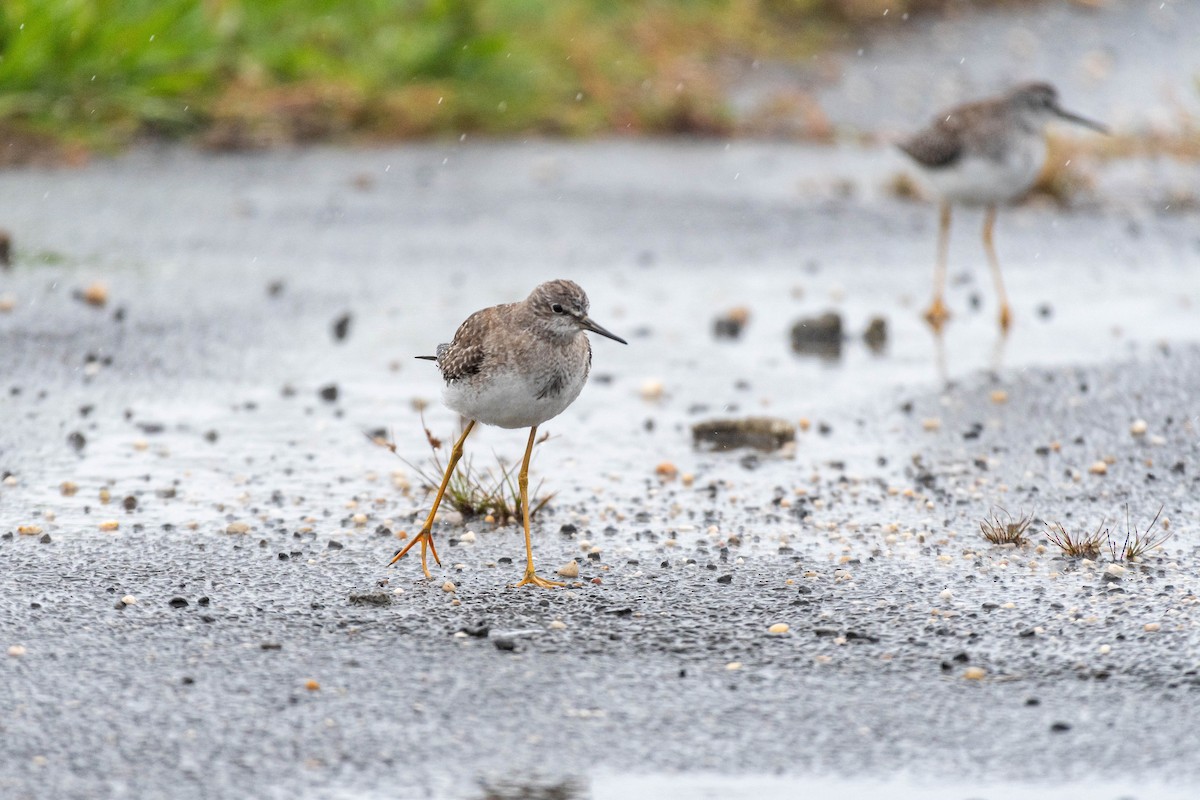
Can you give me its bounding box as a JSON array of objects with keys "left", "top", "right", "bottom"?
[
  {"left": 348, "top": 591, "right": 391, "bottom": 606},
  {"left": 713, "top": 307, "right": 750, "bottom": 340},
  {"left": 332, "top": 312, "right": 353, "bottom": 342},
  {"left": 716, "top": 574, "right": 733, "bottom": 585},
  {"left": 692, "top": 417, "right": 795, "bottom": 452},
  {"left": 789, "top": 311, "right": 843, "bottom": 360},
  {"left": 492, "top": 637, "right": 516, "bottom": 652},
  {"left": 863, "top": 316, "right": 888, "bottom": 354},
  {"left": 318, "top": 384, "right": 339, "bottom": 403},
  {"left": 169, "top": 597, "right": 189, "bottom": 608},
  {"left": 67, "top": 431, "right": 86, "bottom": 452}
]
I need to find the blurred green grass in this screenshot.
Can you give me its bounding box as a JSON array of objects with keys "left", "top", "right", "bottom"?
[{"left": 0, "top": 0, "right": 947, "bottom": 158}]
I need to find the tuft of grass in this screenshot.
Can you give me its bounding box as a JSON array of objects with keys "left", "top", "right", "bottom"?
[
  {"left": 1027, "top": 132, "right": 1098, "bottom": 207},
  {"left": 370, "top": 418, "right": 554, "bottom": 526},
  {"left": 1108, "top": 505, "right": 1171, "bottom": 562},
  {"left": 979, "top": 508, "right": 1034, "bottom": 546},
  {"left": 1044, "top": 519, "right": 1108, "bottom": 559},
  {"left": 884, "top": 171, "right": 926, "bottom": 202},
  {"left": 0, "top": 1, "right": 1055, "bottom": 158}
]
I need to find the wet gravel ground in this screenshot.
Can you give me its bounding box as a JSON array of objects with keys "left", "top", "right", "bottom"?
[{"left": 2, "top": 137, "right": 1200, "bottom": 800}]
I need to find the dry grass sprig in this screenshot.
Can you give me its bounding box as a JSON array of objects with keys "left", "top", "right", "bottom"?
[
  {"left": 368, "top": 416, "right": 554, "bottom": 525},
  {"left": 979, "top": 508, "right": 1034, "bottom": 546},
  {"left": 1109, "top": 504, "right": 1171, "bottom": 562},
  {"left": 1044, "top": 519, "right": 1108, "bottom": 559}
]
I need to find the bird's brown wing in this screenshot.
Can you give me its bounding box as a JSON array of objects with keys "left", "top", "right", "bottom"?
[
  {"left": 898, "top": 116, "right": 964, "bottom": 169},
  {"left": 431, "top": 308, "right": 492, "bottom": 381}
]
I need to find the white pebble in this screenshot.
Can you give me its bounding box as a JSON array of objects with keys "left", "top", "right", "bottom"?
[
  {"left": 121, "top": 595, "right": 137, "bottom": 606},
  {"left": 7, "top": 644, "right": 27, "bottom": 657},
  {"left": 548, "top": 620, "right": 567, "bottom": 630},
  {"left": 767, "top": 623, "right": 789, "bottom": 635},
  {"left": 556, "top": 561, "right": 580, "bottom": 579},
  {"left": 1144, "top": 622, "right": 1161, "bottom": 632},
  {"left": 1130, "top": 419, "right": 1148, "bottom": 436},
  {"left": 460, "top": 530, "right": 476, "bottom": 544},
  {"left": 639, "top": 379, "right": 665, "bottom": 401},
  {"left": 1105, "top": 564, "right": 1126, "bottom": 579}
]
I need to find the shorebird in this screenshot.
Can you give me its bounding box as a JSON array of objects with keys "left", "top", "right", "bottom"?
[
  {"left": 391, "top": 279, "right": 627, "bottom": 588},
  {"left": 898, "top": 82, "right": 1106, "bottom": 332}
]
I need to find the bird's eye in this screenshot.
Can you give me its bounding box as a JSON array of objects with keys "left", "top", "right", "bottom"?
[{"left": 551, "top": 303, "right": 564, "bottom": 314}]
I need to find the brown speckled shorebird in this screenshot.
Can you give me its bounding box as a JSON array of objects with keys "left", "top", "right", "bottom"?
[
  {"left": 390, "top": 280, "right": 626, "bottom": 588},
  {"left": 899, "top": 82, "right": 1106, "bottom": 333}
]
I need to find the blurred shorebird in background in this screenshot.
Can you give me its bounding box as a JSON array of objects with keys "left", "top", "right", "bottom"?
[{"left": 899, "top": 82, "right": 1107, "bottom": 333}]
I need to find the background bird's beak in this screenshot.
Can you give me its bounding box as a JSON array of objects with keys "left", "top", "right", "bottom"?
[
  {"left": 579, "top": 315, "right": 628, "bottom": 344},
  {"left": 1052, "top": 104, "right": 1108, "bottom": 134}
]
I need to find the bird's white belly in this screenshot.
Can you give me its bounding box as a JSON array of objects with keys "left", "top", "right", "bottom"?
[
  {"left": 443, "top": 368, "right": 585, "bottom": 430},
  {"left": 924, "top": 138, "right": 1046, "bottom": 205}
]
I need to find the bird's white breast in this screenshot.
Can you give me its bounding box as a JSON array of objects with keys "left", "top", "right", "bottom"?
[
  {"left": 443, "top": 365, "right": 587, "bottom": 430},
  {"left": 923, "top": 135, "right": 1047, "bottom": 205}
]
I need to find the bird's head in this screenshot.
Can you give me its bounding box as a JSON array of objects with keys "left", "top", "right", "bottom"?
[
  {"left": 527, "top": 280, "right": 627, "bottom": 344},
  {"left": 1010, "top": 82, "right": 1107, "bottom": 134}
]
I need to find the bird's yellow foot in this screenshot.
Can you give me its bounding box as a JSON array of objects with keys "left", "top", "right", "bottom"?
[
  {"left": 998, "top": 305, "right": 1012, "bottom": 333},
  {"left": 387, "top": 529, "right": 441, "bottom": 579},
  {"left": 923, "top": 298, "right": 952, "bottom": 332},
  {"left": 513, "top": 569, "right": 565, "bottom": 589}
]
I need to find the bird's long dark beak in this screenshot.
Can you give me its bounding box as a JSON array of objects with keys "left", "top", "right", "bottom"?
[
  {"left": 579, "top": 315, "right": 628, "bottom": 345},
  {"left": 1053, "top": 104, "right": 1108, "bottom": 134}
]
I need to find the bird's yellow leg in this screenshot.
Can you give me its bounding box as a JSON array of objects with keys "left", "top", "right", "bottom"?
[
  {"left": 923, "top": 201, "right": 953, "bottom": 333},
  {"left": 513, "top": 425, "right": 563, "bottom": 589},
  {"left": 982, "top": 204, "right": 1012, "bottom": 333},
  {"left": 388, "top": 420, "right": 475, "bottom": 578}
]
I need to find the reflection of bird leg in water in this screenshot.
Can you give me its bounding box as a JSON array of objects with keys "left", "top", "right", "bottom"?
[
  {"left": 928, "top": 323, "right": 949, "bottom": 387},
  {"left": 0, "top": 229, "right": 11, "bottom": 270},
  {"left": 989, "top": 325, "right": 1010, "bottom": 378}
]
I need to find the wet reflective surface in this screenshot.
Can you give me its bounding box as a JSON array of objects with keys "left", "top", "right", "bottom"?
[{"left": 2, "top": 89, "right": 1200, "bottom": 800}]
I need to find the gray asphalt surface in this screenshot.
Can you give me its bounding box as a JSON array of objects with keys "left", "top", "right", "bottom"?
[{"left": 3, "top": 14, "right": 1200, "bottom": 792}]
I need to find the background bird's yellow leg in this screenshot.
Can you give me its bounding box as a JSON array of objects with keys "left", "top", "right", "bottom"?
[
  {"left": 514, "top": 425, "right": 563, "bottom": 589},
  {"left": 982, "top": 204, "right": 1012, "bottom": 333},
  {"left": 923, "top": 201, "right": 953, "bottom": 332},
  {"left": 388, "top": 420, "right": 475, "bottom": 578}
]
